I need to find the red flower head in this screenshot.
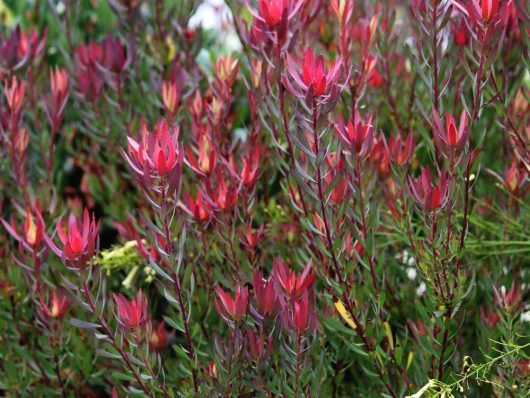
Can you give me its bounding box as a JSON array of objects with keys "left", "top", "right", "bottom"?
[
  {"left": 247, "top": 328, "right": 273, "bottom": 362},
  {"left": 407, "top": 167, "right": 449, "bottom": 212},
  {"left": 41, "top": 289, "right": 71, "bottom": 319},
  {"left": 215, "top": 285, "right": 249, "bottom": 324},
  {"left": 370, "top": 138, "right": 390, "bottom": 178},
  {"left": 334, "top": 113, "right": 374, "bottom": 157},
  {"left": 76, "top": 65, "right": 103, "bottom": 101},
  {"left": 488, "top": 158, "right": 529, "bottom": 198},
  {"left": 452, "top": 18, "right": 470, "bottom": 46},
  {"left": 368, "top": 68, "right": 384, "bottom": 87},
  {"left": 76, "top": 40, "right": 104, "bottom": 67},
  {"left": 293, "top": 290, "right": 310, "bottom": 332},
  {"left": 213, "top": 171, "right": 238, "bottom": 212},
  {"left": 185, "top": 134, "right": 216, "bottom": 176},
  {"left": 2, "top": 203, "right": 45, "bottom": 252},
  {"left": 284, "top": 49, "right": 343, "bottom": 104},
  {"left": 327, "top": 172, "right": 349, "bottom": 204},
  {"left": 243, "top": 224, "right": 265, "bottom": 249},
  {"left": 18, "top": 27, "right": 47, "bottom": 61},
  {"left": 1, "top": 26, "right": 46, "bottom": 71},
  {"left": 48, "top": 66, "right": 69, "bottom": 121},
  {"left": 180, "top": 191, "right": 214, "bottom": 223},
  {"left": 479, "top": 0, "right": 499, "bottom": 22},
  {"left": 150, "top": 321, "right": 171, "bottom": 351},
  {"left": 515, "top": 360, "right": 530, "bottom": 376},
  {"left": 245, "top": 0, "right": 303, "bottom": 31},
  {"left": 113, "top": 290, "right": 149, "bottom": 330},
  {"left": 50, "top": 67, "right": 68, "bottom": 104},
  {"left": 480, "top": 305, "right": 500, "bottom": 327},
  {"left": 253, "top": 271, "right": 279, "bottom": 318},
  {"left": 432, "top": 109, "right": 469, "bottom": 158},
  {"left": 386, "top": 131, "right": 415, "bottom": 166},
  {"left": 124, "top": 119, "right": 183, "bottom": 181},
  {"left": 345, "top": 232, "right": 365, "bottom": 259},
  {"left": 240, "top": 153, "right": 260, "bottom": 188},
  {"left": 463, "top": 0, "right": 508, "bottom": 31},
  {"left": 330, "top": 0, "right": 354, "bottom": 24},
  {"left": 162, "top": 80, "right": 180, "bottom": 117},
  {"left": 258, "top": 0, "right": 288, "bottom": 27},
  {"left": 493, "top": 283, "right": 521, "bottom": 313},
  {"left": 23, "top": 207, "right": 44, "bottom": 248},
  {"left": 214, "top": 54, "right": 240, "bottom": 88},
  {"left": 102, "top": 35, "right": 128, "bottom": 74},
  {"left": 45, "top": 208, "right": 100, "bottom": 265},
  {"left": 273, "top": 258, "right": 316, "bottom": 296},
  {"left": 4, "top": 76, "right": 25, "bottom": 114},
  {"left": 407, "top": 319, "right": 427, "bottom": 341},
  {"left": 502, "top": 159, "right": 527, "bottom": 197}
]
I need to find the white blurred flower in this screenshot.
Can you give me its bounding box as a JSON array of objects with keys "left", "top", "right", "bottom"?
[
  {"left": 188, "top": 1, "right": 242, "bottom": 52},
  {"left": 189, "top": 0, "right": 230, "bottom": 30},
  {"left": 521, "top": 311, "right": 530, "bottom": 323},
  {"left": 407, "top": 267, "right": 417, "bottom": 281},
  {"left": 416, "top": 282, "right": 426, "bottom": 297},
  {"left": 57, "top": 1, "right": 65, "bottom": 14}
]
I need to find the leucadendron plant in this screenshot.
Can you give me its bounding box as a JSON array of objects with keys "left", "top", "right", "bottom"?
[{"left": 0, "top": 0, "right": 529, "bottom": 397}]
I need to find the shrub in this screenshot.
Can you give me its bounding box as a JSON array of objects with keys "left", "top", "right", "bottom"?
[{"left": 0, "top": 0, "right": 529, "bottom": 397}]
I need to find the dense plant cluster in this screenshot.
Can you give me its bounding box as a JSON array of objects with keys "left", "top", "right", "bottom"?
[{"left": 0, "top": 0, "right": 529, "bottom": 396}]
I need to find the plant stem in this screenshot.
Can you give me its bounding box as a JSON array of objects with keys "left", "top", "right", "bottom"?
[
  {"left": 160, "top": 182, "right": 199, "bottom": 393},
  {"left": 81, "top": 281, "right": 152, "bottom": 396},
  {"left": 294, "top": 333, "right": 302, "bottom": 398}
]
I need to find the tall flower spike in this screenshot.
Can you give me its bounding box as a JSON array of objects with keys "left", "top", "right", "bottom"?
[
  {"left": 407, "top": 167, "right": 449, "bottom": 212},
  {"left": 215, "top": 285, "right": 249, "bottom": 324},
  {"left": 113, "top": 290, "right": 149, "bottom": 330},
  {"left": 44, "top": 208, "right": 100, "bottom": 265},
  {"left": 284, "top": 48, "right": 343, "bottom": 105}
]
